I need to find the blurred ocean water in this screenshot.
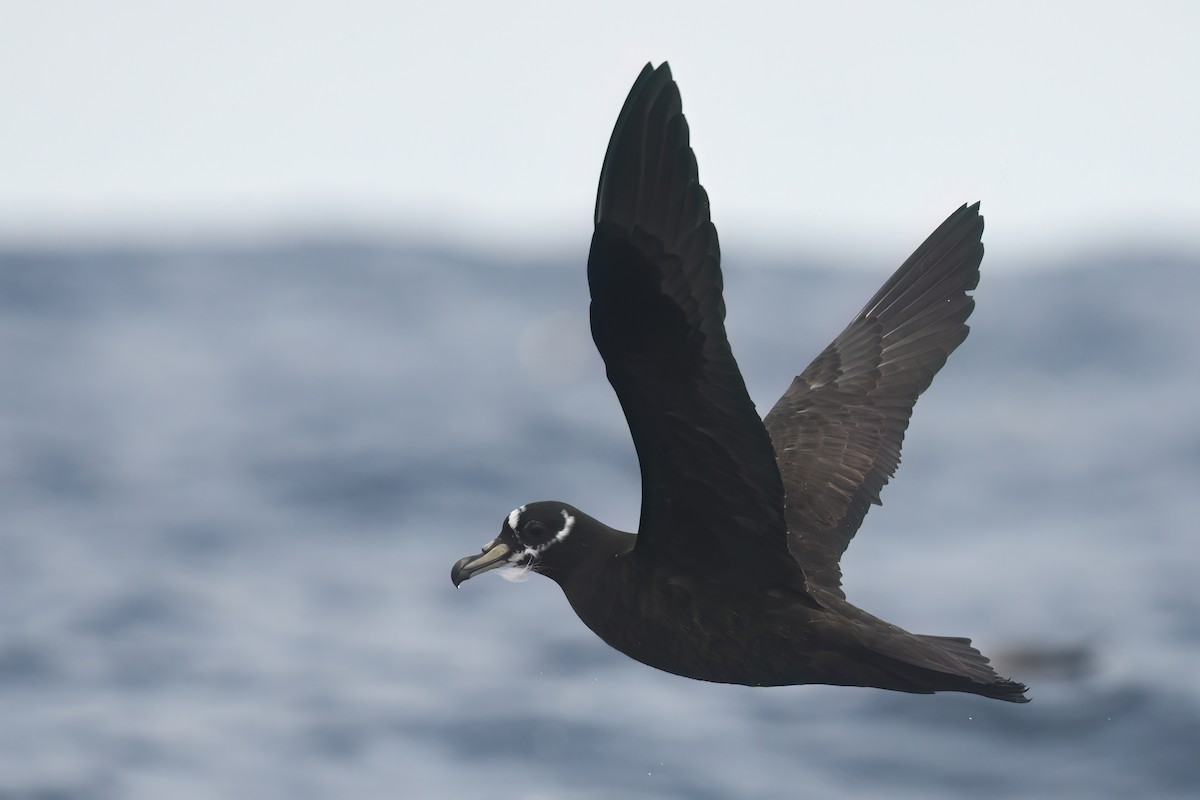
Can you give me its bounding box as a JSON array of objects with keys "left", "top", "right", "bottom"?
[{"left": 1, "top": 239, "right": 1198, "bottom": 799}]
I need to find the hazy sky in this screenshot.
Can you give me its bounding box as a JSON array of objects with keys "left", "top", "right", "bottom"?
[{"left": 2, "top": 1, "right": 1197, "bottom": 262}]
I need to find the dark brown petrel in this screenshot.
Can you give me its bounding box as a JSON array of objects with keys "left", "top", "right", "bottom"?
[{"left": 452, "top": 62, "right": 1028, "bottom": 702}]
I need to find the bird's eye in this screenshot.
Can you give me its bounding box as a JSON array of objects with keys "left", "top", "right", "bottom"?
[{"left": 521, "top": 520, "right": 550, "bottom": 542}]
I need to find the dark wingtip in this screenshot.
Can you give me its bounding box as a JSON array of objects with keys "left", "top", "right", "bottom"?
[{"left": 593, "top": 61, "right": 681, "bottom": 227}]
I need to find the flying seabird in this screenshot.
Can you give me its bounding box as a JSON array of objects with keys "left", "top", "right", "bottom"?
[{"left": 452, "top": 62, "right": 1029, "bottom": 702}]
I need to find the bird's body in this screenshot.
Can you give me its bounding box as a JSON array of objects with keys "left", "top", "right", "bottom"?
[
  {"left": 510, "top": 505, "right": 1023, "bottom": 700},
  {"left": 452, "top": 62, "right": 1029, "bottom": 703}
]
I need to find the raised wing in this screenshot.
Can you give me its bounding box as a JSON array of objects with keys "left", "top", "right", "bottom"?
[
  {"left": 764, "top": 204, "right": 984, "bottom": 599},
  {"left": 588, "top": 63, "right": 799, "bottom": 592}
]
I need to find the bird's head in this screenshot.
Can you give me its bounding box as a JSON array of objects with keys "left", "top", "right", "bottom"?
[{"left": 451, "top": 502, "right": 581, "bottom": 587}]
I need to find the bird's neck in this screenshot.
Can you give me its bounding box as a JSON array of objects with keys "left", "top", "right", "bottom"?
[{"left": 540, "top": 523, "right": 636, "bottom": 589}]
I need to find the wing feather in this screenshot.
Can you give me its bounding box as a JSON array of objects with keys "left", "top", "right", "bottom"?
[
  {"left": 589, "top": 63, "right": 800, "bottom": 591},
  {"left": 764, "top": 204, "right": 984, "bottom": 598}
]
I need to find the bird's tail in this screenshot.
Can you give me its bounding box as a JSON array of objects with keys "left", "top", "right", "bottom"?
[
  {"left": 847, "top": 626, "right": 1030, "bottom": 702},
  {"left": 901, "top": 633, "right": 1030, "bottom": 703}
]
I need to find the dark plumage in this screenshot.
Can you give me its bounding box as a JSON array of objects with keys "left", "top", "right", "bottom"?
[{"left": 452, "top": 62, "right": 1028, "bottom": 702}]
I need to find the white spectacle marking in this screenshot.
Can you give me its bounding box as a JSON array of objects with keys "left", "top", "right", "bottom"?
[
  {"left": 504, "top": 508, "right": 577, "bottom": 568},
  {"left": 555, "top": 509, "right": 575, "bottom": 543},
  {"left": 507, "top": 505, "right": 525, "bottom": 532}
]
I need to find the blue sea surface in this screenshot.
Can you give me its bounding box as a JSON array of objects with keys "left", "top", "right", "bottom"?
[{"left": 1, "top": 239, "right": 1198, "bottom": 798}]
